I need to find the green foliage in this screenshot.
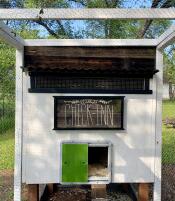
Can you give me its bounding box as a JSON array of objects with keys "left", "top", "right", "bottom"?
[
  {"left": 164, "top": 51, "right": 175, "bottom": 84},
  {"left": 0, "top": 41, "right": 15, "bottom": 98},
  {"left": 24, "top": 0, "right": 69, "bottom": 8},
  {"left": 0, "top": 28, "right": 40, "bottom": 100}
]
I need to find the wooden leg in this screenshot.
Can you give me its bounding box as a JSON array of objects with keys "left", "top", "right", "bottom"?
[
  {"left": 91, "top": 184, "right": 107, "bottom": 199},
  {"left": 138, "top": 183, "right": 149, "bottom": 201},
  {"left": 122, "top": 183, "right": 130, "bottom": 193},
  {"left": 28, "top": 184, "right": 39, "bottom": 201},
  {"left": 47, "top": 183, "right": 54, "bottom": 194}
]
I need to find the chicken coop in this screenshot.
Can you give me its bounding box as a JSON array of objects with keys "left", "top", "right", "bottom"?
[{"left": 0, "top": 8, "right": 175, "bottom": 201}]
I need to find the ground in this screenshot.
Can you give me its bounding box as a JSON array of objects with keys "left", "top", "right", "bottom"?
[{"left": 0, "top": 100, "right": 175, "bottom": 200}]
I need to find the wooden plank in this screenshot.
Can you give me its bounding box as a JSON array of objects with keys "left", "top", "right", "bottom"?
[
  {"left": 138, "top": 183, "right": 149, "bottom": 201},
  {"left": 14, "top": 49, "right": 24, "bottom": 201},
  {"left": 157, "top": 24, "right": 175, "bottom": 50},
  {"left": 24, "top": 56, "right": 155, "bottom": 71},
  {"left": 91, "top": 184, "right": 107, "bottom": 199},
  {"left": 0, "top": 8, "right": 175, "bottom": 20},
  {"left": 24, "top": 39, "right": 158, "bottom": 47},
  {"left": 0, "top": 21, "right": 24, "bottom": 49},
  {"left": 24, "top": 46, "right": 156, "bottom": 59},
  {"left": 28, "top": 184, "right": 39, "bottom": 201}
]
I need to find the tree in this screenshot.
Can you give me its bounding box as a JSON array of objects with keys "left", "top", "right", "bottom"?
[
  {"left": 0, "top": 28, "right": 40, "bottom": 99},
  {"left": 164, "top": 50, "right": 175, "bottom": 100}
]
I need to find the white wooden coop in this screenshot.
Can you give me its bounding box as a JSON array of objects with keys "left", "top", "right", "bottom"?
[{"left": 0, "top": 8, "right": 175, "bottom": 201}]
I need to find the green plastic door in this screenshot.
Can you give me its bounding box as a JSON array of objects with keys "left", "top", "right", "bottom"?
[{"left": 62, "top": 143, "right": 88, "bottom": 183}]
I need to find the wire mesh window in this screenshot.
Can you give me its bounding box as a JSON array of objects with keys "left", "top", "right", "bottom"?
[{"left": 29, "top": 74, "right": 151, "bottom": 94}]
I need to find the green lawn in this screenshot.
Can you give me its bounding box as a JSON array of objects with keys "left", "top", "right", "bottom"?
[
  {"left": 0, "top": 130, "right": 14, "bottom": 170},
  {"left": 0, "top": 100, "right": 174, "bottom": 170},
  {"left": 162, "top": 100, "right": 175, "bottom": 164}
]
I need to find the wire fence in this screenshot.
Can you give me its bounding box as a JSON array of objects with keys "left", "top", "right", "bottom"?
[{"left": 0, "top": 96, "right": 15, "bottom": 135}]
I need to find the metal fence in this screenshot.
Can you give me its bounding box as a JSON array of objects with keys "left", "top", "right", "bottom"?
[{"left": 162, "top": 109, "right": 175, "bottom": 201}]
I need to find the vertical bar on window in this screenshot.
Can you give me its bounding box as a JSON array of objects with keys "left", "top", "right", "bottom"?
[
  {"left": 121, "top": 97, "right": 124, "bottom": 129},
  {"left": 54, "top": 97, "right": 57, "bottom": 129},
  {"left": 30, "top": 74, "right": 35, "bottom": 89},
  {"left": 145, "top": 78, "right": 150, "bottom": 91}
]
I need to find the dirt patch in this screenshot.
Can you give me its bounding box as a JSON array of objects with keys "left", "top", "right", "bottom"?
[
  {"left": 48, "top": 186, "right": 91, "bottom": 201},
  {"left": 0, "top": 169, "right": 27, "bottom": 201},
  {"left": 0, "top": 165, "right": 175, "bottom": 201},
  {"left": 48, "top": 184, "right": 133, "bottom": 201},
  {"left": 162, "top": 164, "right": 175, "bottom": 201}
]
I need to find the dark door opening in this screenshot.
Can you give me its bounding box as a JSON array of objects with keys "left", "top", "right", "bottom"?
[{"left": 88, "top": 146, "right": 109, "bottom": 178}]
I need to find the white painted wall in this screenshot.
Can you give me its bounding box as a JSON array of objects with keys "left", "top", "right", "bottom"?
[{"left": 22, "top": 74, "right": 157, "bottom": 184}]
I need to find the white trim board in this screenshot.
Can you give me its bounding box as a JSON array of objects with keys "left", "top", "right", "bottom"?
[
  {"left": 157, "top": 24, "right": 175, "bottom": 50},
  {"left": 24, "top": 39, "right": 158, "bottom": 46},
  {"left": 0, "top": 8, "right": 175, "bottom": 20},
  {"left": 0, "top": 21, "right": 24, "bottom": 49},
  {"left": 14, "top": 49, "right": 24, "bottom": 201}
]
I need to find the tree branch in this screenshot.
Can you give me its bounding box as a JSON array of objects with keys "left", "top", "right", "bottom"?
[
  {"left": 139, "top": 0, "right": 162, "bottom": 38},
  {"left": 56, "top": 21, "right": 68, "bottom": 37},
  {"left": 34, "top": 20, "right": 59, "bottom": 38}
]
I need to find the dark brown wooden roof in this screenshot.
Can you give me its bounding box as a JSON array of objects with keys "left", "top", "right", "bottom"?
[{"left": 24, "top": 46, "right": 157, "bottom": 77}]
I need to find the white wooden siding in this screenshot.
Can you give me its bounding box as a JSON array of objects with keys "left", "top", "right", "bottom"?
[{"left": 22, "top": 75, "right": 157, "bottom": 184}]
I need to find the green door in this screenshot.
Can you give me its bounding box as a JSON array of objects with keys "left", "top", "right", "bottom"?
[{"left": 62, "top": 143, "right": 88, "bottom": 183}]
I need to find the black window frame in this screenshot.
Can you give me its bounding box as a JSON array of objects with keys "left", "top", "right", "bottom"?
[
  {"left": 53, "top": 96, "right": 124, "bottom": 130},
  {"left": 29, "top": 72, "right": 152, "bottom": 94}
]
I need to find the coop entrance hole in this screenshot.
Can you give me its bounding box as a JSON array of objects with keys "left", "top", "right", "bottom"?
[{"left": 88, "top": 146, "right": 109, "bottom": 180}]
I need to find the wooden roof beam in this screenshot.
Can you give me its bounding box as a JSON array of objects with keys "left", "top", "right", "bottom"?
[
  {"left": 0, "top": 8, "right": 175, "bottom": 20},
  {"left": 157, "top": 24, "right": 175, "bottom": 50},
  {"left": 0, "top": 21, "right": 24, "bottom": 50}
]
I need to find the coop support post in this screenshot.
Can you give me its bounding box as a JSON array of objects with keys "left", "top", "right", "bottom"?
[
  {"left": 91, "top": 184, "right": 107, "bottom": 200},
  {"left": 138, "top": 183, "right": 149, "bottom": 201},
  {"left": 153, "top": 49, "right": 163, "bottom": 201},
  {"left": 14, "top": 48, "right": 24, "bottom": 201},
  {"left": 28, "top": 184, "right": 39, "bottom": 201}
]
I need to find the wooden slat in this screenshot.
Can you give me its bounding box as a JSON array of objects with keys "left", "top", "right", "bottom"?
[
  {"left": 0, "top": 8, "right": 175, "bottom": 20},
  {"left": 24, "top": 39, "right": 158, "bottom": 47},
  {"left": 25, "top": 55, "right": 155, "bottom": 71},
  {"left": 0, "top": 21, "right": 24, "bottom": 49},
  {"left": 24, "top": 46, "right": 156, "bottom": 59}
]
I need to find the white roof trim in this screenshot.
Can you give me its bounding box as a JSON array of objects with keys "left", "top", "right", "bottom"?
[
  {"left": 0, "top": 8, "right": 175, "bottom": 20},
  {"left": 0, "top": 21, "right": 24, "bottom": 49},
  {"left": 24, "top": 39, "right": 158, "bottom": 46},
  {"left": 157, "top": 24, "right": 175, "bottom": 50}
]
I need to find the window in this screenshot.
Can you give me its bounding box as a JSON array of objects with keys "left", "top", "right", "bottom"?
[
  {"left": 29, "top": 73, "right": 152, "bottom": 94},
  {"left": 54, "top": 96, "right": 124, "bottom": 130}
]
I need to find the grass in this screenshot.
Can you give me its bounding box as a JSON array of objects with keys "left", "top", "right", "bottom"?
[
  {"left": 0, "top": 129, "right": 14, "bottom": 170},
  {"left": 162, "top": 100, "right": 175, "bottom": 164}
]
